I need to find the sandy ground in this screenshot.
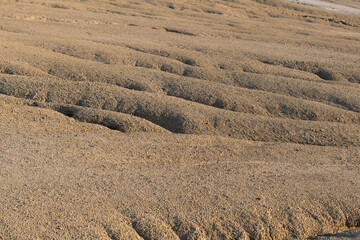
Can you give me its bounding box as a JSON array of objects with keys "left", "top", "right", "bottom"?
[{"left": 0, "top": 0, "right": 360, "bottom": 239}]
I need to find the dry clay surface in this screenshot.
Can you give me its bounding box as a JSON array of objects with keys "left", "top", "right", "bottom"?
[{"left": 0, "top": 0, "right": 360, "bottom": 239}]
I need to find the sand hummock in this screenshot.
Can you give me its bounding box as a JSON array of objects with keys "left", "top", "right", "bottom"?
[{"left": 0, "top": 0, "right": 359, "bottom": 239}]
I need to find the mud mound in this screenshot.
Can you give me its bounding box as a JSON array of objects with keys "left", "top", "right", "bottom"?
[
  {"left": 37, "top": 102, "right": 170, "bottom": 133},
  {"left": 1, "top": 75, "right": 360, "bottom": 146}
]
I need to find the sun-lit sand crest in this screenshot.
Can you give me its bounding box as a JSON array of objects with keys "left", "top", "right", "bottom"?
[{"left": 0, "top": 0, "right": 359, "bottom": 239}]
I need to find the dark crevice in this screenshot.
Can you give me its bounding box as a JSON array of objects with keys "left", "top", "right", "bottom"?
[
  {"left": 103, "top": 225, "right": 118, "bottom": 240},
  {"left": 131, "top": 222, "right": 149, "bottom": 240},
  {"left": 164, "top": 28, "right": 196, "bottom": 36}
]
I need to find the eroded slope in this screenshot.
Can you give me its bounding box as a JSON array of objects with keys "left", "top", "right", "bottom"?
[{"left": 0, "top": 0, "right": 360, "bottom": 239}]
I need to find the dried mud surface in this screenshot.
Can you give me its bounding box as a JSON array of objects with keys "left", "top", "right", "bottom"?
[{"left": 0, "top": 0, "right": 360, "bottom": 239}]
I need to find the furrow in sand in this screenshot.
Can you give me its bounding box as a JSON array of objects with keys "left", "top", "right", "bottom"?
[
  {"left": 1, "top": 75, "right": 359, "bottom": 147},
  {"left": 2, "top": 38, "right": 359, "bottom": 115},
  {"left": 1, "top": 39, "right": 360, "bottom": 122}
]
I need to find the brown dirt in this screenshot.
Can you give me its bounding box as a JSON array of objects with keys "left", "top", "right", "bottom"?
[{"left": 0, "top": 0, "right": 359, "bottom": 239}]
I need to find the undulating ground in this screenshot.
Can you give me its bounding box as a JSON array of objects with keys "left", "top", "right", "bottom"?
[{"left": 0, "top": 0, "right": 359, "bottom": 239}]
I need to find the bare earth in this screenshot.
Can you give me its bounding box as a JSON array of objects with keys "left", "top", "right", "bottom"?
[{"left": 0, "top": 0, "right": 360, "bottom": 239}]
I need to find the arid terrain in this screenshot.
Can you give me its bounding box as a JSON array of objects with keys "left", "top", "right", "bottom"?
[{"left": 0, "top": 0, "right": 359, "bottom": 239}]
